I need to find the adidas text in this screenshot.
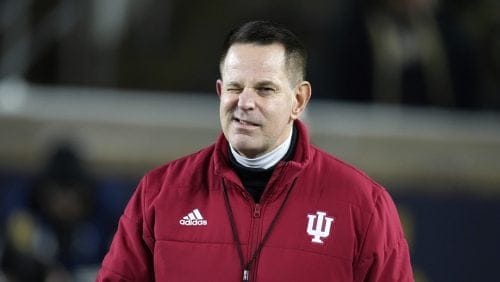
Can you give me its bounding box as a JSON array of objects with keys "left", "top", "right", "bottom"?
[
  {"left": 179, "top": 219, "right": 207, "bottom": 226},
  {"left": 179, "top": 209, "right": 208, "bottom": 226}
]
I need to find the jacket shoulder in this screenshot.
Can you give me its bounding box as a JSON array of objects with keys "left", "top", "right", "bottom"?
[
  {"left": 309, "top": 146, "right": 389, "bottom": 213},
  {"left": 142, "top": 144, "right": 216, "bottom": 192}
]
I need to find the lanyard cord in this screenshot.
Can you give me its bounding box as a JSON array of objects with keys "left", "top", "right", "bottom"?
[{"left": 222, "top": 178, "right": 297, "bottom": 282}]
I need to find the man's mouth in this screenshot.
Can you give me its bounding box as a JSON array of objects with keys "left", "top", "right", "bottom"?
[{"left": 234, "top": 118, "right": 259, "bottom": 126}]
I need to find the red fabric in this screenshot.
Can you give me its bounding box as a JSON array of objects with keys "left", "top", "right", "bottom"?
[{"left": 97, "top": 120, "right": 413, "bottom": 281}]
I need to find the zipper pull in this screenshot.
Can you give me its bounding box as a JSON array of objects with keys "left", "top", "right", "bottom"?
[
  {"left": 253, "top": 204, "right": 261, "bottom": 218},
  {"left": 243, "top": 269, "right": 249, "bottom": 281}
]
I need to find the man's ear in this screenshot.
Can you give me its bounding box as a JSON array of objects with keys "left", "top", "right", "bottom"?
[
  {"left": 216, "top": 79, "right": 223, "bottom": 97},
  {"left": 291, "top": 81, "right": 312, "bottom": 120}
]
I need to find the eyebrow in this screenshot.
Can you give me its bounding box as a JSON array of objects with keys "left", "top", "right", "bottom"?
[
  {"left": 224, "top": 80, "right": 279, "bottom": 89},
  {"left": 225, "top": 81, "right": 243, "bottom": 88},
  {"left": 254, "top": 80, "right": 278, "bottom": 87}
]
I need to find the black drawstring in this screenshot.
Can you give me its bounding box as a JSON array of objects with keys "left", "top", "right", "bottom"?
[
  {"left": 223, "top": 180, "right": 246, "bottom": 273},
  {"left": 223, "top": 178, "right": 297, "bottom": 282}
]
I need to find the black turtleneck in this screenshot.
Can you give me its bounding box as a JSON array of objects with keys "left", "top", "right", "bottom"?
[{"left": 229, "top": 126, "right": 297, "bottom": 203}]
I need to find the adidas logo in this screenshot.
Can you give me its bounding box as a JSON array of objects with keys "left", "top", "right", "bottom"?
[{"left": 179, "top": 209, "right": 208, "bottom": 226}]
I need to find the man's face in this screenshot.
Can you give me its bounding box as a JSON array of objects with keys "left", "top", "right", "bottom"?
[{"left": 217, "top": 43, "right": 300, "bottom": 158}]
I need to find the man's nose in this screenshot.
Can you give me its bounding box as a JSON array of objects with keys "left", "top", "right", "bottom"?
[{"left": 237, "top": 88, "right": 256, "bottom": 110}]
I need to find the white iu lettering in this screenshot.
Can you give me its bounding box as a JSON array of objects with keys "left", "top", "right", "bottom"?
[{"left": 306, "top": 211, "right": 334, "bottom": 244}]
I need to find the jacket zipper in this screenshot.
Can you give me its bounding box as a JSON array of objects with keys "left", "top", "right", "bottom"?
[
  {"left": 253, "top": 203, "right": 262, "bottom": 218},
  {"left": 246, "top": 163, "right": 289, "bottom": 282},
  {"left": 248, "top": 203, "right": 262, "bottom": 281},
  {"left": 226, "top": 162, "right": 292, "bottom": 281}
]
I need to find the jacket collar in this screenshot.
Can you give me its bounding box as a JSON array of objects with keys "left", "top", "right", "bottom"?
[{"left": 213, "top": 120, "right": 312, "bottom": 192}]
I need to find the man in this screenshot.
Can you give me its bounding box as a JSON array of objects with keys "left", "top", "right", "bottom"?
[{"left": 97, "top": 21, "right": 413, "bottom": 281}]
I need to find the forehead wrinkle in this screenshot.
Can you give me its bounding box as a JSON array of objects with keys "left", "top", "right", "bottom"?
[
  {"left": 222, "top": 64, "right": 288, "bottom": 89},
  {"left": 224, "top": 59, "right": 284, "bottom": 76},
  {"left": 221, "top": 43, "right": 287, "bottom": 80}
]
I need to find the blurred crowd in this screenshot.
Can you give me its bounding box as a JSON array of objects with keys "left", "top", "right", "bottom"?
[
  {"left": 326, "top": 0, "right": 483, "bottom": 108},
  {"left": 0, "top": 143, "right": 134, "bottom": 281},
  {"left": 1, "top": 0, "right": 498, "bottom": 110}
]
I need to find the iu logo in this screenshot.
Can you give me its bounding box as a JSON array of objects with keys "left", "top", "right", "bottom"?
[{"left": 306, "top": 211, "right": 334, "bottom": 244}]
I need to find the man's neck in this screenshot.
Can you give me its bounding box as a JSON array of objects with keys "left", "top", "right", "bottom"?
[{"left": 230, "top": 129, "right": 293, "bottom": 169}]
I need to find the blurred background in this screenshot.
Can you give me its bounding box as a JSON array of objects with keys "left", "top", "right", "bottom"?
[{"left": 0, "top": 0, "right": 499, "bottom": 281}]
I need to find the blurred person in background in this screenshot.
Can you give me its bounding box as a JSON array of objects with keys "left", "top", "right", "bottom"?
[
  {"left": 329, "top": 0, "right": 479, "bottom": 108},
  {"left": 97, "top": 20, "right": 412, "bottom": 281},
  {"left": 0, "top": 143, "right": 105, "bottom": 281}
]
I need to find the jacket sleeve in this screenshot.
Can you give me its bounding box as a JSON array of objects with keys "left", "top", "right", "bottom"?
[
  {"left": 353, "top": 188, "right": 414, "bottom": 282},
  {"left": 96, "top": 177, "right": 155, "bottom": 281}
]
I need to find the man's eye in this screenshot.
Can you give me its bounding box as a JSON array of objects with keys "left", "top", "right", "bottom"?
[
  {"left": 226, "top": 88, "right": 241, "bottom": 93},
  {"left": 257, "top": 87, "right": 275, "bottom": 94}
]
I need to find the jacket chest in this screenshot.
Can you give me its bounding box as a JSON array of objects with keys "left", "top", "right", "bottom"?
[{"left": 150, "top": 186, "right": 355, "bottom": 281}]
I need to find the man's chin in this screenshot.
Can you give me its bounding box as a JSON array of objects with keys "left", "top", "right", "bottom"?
[{"left": 230, "top": 141, "right": 262, "bottom": 158}]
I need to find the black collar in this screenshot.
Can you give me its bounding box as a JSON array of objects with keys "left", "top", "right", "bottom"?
[{"left": 229, "top": 125, "right": 297, "bottom": 202}]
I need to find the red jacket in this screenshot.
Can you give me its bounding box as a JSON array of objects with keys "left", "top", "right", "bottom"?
[{"left": 97, "top": 121, "right": 413, "bottom": 281}]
